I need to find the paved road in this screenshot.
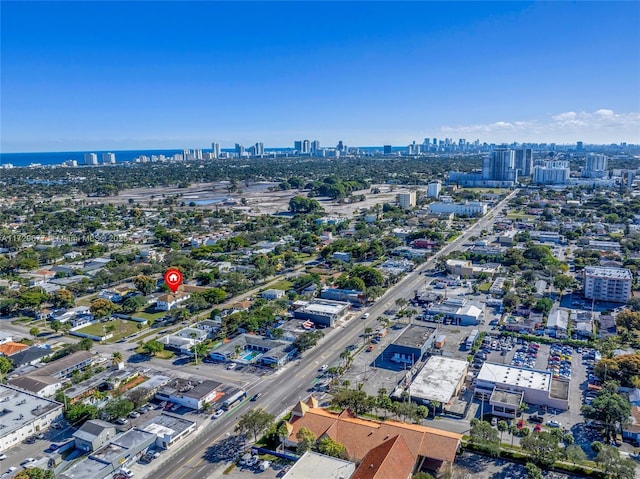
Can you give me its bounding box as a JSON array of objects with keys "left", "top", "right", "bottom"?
[{"left": 148, "top": 189, "right": 519, "bottom": 479}]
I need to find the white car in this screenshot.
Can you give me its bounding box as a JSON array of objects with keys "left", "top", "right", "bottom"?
[
  {"left": 320, "top": 364, "right": 329, "bottom": 372},
  {"left": 361, "top": 313, "right": 370, "bottom": 319},
  {"left": 546, "top": 420, "right": 561, "bottom": 428},
  {"left": 212, "top": 409, "right": 225, "bottom": 419},
  {"left": 119, "top": 467, "right": 134, "bottom": 478},
  {"left": 20, "top": 458, "right": 36, "bottom": 467}
]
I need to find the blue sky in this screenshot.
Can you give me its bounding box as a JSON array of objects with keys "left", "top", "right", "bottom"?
[{"left": 1, "top": 1, "right": 639, "bottom": 152}]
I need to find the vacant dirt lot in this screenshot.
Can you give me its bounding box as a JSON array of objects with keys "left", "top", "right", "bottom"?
[{"left": 83, "top": 181, "right": 416, "bottom": 217}]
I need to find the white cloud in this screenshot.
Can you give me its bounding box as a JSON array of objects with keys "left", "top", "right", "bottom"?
[{"left": 438, "top": 109, "right": 640, "bottom": 143}]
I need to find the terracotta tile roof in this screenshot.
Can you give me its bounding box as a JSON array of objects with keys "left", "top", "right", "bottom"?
[
  {"left": 0, "top": 341, "right": 29, "bottom": 356},
  {"left": 292, "top": 401, "right": 310, "bottom": 416},
  {"left": 351, "top": 435, "right": 414, "bottom": 479},
  {"left": 288, "top": 408, "right": 461, "bottom": 463}
]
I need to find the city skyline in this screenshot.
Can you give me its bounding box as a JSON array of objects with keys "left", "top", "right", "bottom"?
[{"left": 1, "top": 1, "right": 639, "bottom": 152}]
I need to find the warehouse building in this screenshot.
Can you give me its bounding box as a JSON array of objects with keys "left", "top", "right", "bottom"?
[
  {"left": 0, "top": 384, "right": 63, "bottom": 452},
  {"left": 387, "top": 325, "right": 437, "bottom": 365}
]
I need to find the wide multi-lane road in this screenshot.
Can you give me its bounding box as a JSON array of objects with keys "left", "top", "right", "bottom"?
[{"left": 145, "top": 189, "right": 520, "bottom": 479}]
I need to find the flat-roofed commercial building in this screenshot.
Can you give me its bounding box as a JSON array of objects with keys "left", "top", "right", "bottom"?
[
  {"left": 474, "top": 362, "right": 568, "bottom": 412},
  {"left": 292, "top": 299, "right": 350, "bottom": 327},
  {"left": 409, "top": 356, "right": 468, "bottom": 406},
  {"left": 387, "top": 325, "right": 437, "bottom": 365},
  {"left": 583, "top": 266, "right": 632, "bottom": 303},
  {"left": 0, "top": 384, "right": 63, "bottom": 452}
]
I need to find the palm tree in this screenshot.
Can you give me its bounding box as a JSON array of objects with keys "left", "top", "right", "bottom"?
[
  {"left": 497, "top": 420, "right": 508, "bottom": 442},
  {"left": 112, "top": 352, "right": 123, "bottom": 368}
]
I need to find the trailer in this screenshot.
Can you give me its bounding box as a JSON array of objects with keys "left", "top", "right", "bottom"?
[
  {"left": 435, "top": 334, "right": 446, "bottom": 349},
  {"left": 223, "top": 389, "right": 247, "bottom": 410}
]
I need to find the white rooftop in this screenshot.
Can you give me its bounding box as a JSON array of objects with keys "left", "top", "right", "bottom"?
[
  {"left": 477, "top": 363, "right": 551, "bottom": 392},
  {"left": 299, "top": 300, "right": 349, "bottom": 315},
  {"left": 283, "top": 451, "right": 356, "bottom": 479},
  {"left": 411, "top": 356, "right": 469, "bottom": 404},
  {"left": 584, "top": 266, "right": 632, "bottom": 279}
]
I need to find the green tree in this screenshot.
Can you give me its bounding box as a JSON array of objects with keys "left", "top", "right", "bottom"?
[
  {"left": 582, "top": 384, "right": 631, "bottom": 442},
  {"left": 595, "top": 445, "right": 637, "bottom": 478},
  {"left": 14, "top": 467, "right": 55, "bottom": 479},
  {"left": 235, "top": 408, "right": 275, "bottom": 441},
  {"left": 296, "top": 427, "right": 316, "bottom": 454},
  {"left": 90, "top": 298, "right": 117, "bottom": 319},
  {"left": 103, "top": 399, "right": 135, "bottom": 420},
  {"left": 65, "top": 403, "right": 99, "bottom": 424},
  {"left": 0, "top": 356, "right": 14, "bottom": 383},
  {"left": 524, "top": 462, "right": 543, "bottom": 479},
  {"left": 553, "top": 274, "right": 575, "bottom": 294},
  {"left": 112, "top": 352, "right": 123, "bottom": 368},
  {"left": 411, "top": 474, "right": 435, "bottom": 479},
  {"left": 564, "top": 444, "right": 587, "bottom": 465},
  {"left": 497, "top": 420, "right": 508, "bottom": 442},
  {"left": 134, "top": 275, "right": 156, "bottom": 296},
  {"left": 29, "top": 327, "right": 40, "bottom": 340},
  {"left": 142, "top": 340, "right": 164, "bottom": 356},
  {"left": 120, "top": 295, "right": 147, "bottom": 313},
  {"left": 50, "top": 320, "right": 62, "bottom": 334},
  {"left": 18, "top": 288, "right": 48, "bottom": 310},
  {"left": 53, "top": 289, "right": 75, "bottom": 308},
  {"left": 316, "top": 437, "right": 347, "bottom": 459},
  {"left": 293, "top": 330, "right": 324, "bottom": 352},
  {"left": 469, "top": 419, "right": 500, "bottom": 456},
  {"left": 520, "top": 431, "right": 561, "bottom": 467}
]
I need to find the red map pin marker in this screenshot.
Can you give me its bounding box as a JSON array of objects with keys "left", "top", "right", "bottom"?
[{"left": 164, "top": 268, "right": 183, "bottom": 293}]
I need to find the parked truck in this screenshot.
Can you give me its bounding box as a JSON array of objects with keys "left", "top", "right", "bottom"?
[
  {"left": 223, "top": 390, "right": 247, "bottom": 410},
  {"left": 435, "top": 334, "right": 446, "bottom": 349}
]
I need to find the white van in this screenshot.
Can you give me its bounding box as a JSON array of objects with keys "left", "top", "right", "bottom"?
[{"left": 361, "top": 313, "right": 370, "bottom": 319}]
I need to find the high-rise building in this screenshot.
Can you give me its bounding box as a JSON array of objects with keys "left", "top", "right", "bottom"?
[
  {"left": 398, "top": 192, "right": 417, "bottom": 210},
  {"left": 310, "top": 140, "right": 320, "bottom": 154},
  {"left": 254, "top": 142, "right": 264, "bottom": 156},
  {"left": 584, "top": 154, "right": 608, "bottom": 178},
  {"left": 84, "top": 153, "right": 98, "bottom": 165},
  {"left": 337, "top": 141, "right": 344, "bottom": 152},
  {"left": 427, "top": 181, "right": 442, "bottom": 199},
  {"left": 194, "top": 149, "right": 203, "bottom": 160},
  {"left": 383, "top": 145, "right": 392, "bottom": 155},
  {"left": 294, "top": 140, "right": 303, "bottom": 153},
  {"left": 102, "top": 152, "right": 116, "bottom": 164},
  {"left": 532, "top": 160, "right": 570, "bottom": 185},
  {"left": 235, "top": 144, "right": 245, "bottom": 157},
  {"left": 514, "top": 148, "right": 533, "bottom": 177},
  {"left": 302, "top": 140, "right": 310, "bottom": 154},
  {"left": 212, "top": 142, "right": 221, "bottom": 158},
  {"left": 576, "top": 141, "right": 584, "bottom": 151},
  {"left": 482, "top": 148, "right": 517, "bottom": 183},
  {"left": 583, "top": 266, "right": 632, "bottom": 303}
]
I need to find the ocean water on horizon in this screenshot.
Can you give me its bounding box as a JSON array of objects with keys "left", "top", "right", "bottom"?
[
  {"left": 0, "top": 146, "right": 391, "bottom": 167},
  {"left": 0, "top": 149, "right": 185, "bottom": 167}
]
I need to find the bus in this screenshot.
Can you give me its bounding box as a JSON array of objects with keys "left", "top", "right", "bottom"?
[{"left": 223, "top": 390, "right": 247, "bottom": 410}]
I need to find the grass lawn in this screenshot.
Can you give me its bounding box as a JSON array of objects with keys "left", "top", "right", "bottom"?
[
  {"left": 134, "top": 310, "right": 167, "bottom": 321},
  {"left": 505, "top": 213, "right": 536, "bottom": 220},
  {"left": 76, "top": 293, "right": 97, "bottom": 307},
  {"left": 154, "top": 350, "right": 175, "bottom": 359},
  {"left": 76, "top": 319, "right": 144, "bottom": 342},
  {"left": 477, "top": 282, "right": 491, "bottom": 292},
  {"left": 269, "top": 279, "right": 293, "bottom": 291}
]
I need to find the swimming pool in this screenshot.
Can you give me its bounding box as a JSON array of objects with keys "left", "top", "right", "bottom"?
[{"left": 241, "top": 350, "right": 261, "bottom": 362}]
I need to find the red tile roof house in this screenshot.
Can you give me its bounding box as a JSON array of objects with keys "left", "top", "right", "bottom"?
[{"left": 283, "top": 397, "right": 462, "bottom": 478}]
